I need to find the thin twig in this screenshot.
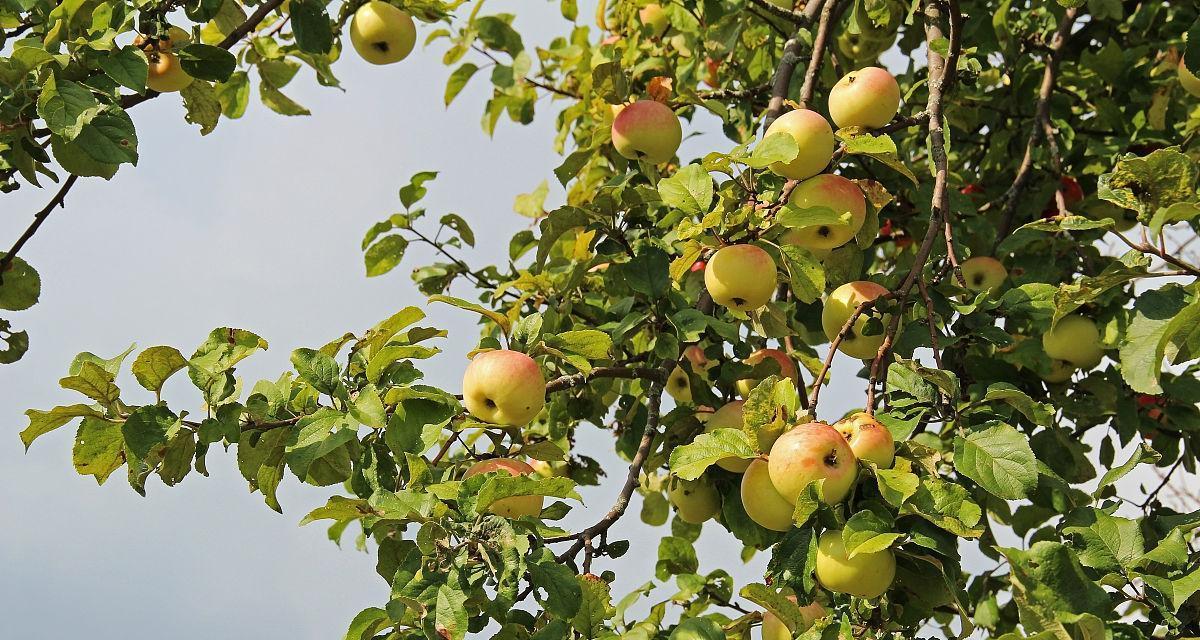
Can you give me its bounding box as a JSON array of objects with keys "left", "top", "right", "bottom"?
[{"left": 0, "top": 175, "right": 79, "bottom": 284}]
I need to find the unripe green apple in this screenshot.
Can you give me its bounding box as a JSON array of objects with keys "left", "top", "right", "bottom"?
[
  {"left": 763, "top": 109, "right": 835, "bottom": 180},
  {"left": 704, "top": 244, "right": 778, "bottom": 312},
  {"left": 736, "top": 348, "right": 799, "bottom": 398},
  {"left": 767, "top": 422, "right": 857, "bottom": 504},
  {"left": 350, "top": 1, "right": 417, "bottom": 65},
  {"left": 821, "top": 281, "right": 891, "bottom": 360},
  {"left": 960, "top": 256, "right": 1007, "bottom": 294},
  {"left": 828, "top": 67, "right": 902, "bottom": 129},
  {"left": 462, "top": 349, "right": 546, "bottom": 426},
  {"left": 705, "top": 400, "right": 750, "bottom": 472},
  {"left": 667, "top": 345, "right": 710, "bottom": 404},
  {"left": 146, "top": 52, "right": 193, "bottom": 93},
  {"left": 1042, "top": 314, "right": 1104, "bottom": 369},
  {"left": 611, "top": 100, "right": 682, "bottom": 164},
  {"left": 464, "top": 458, "right": 544, "bottom": 518},
  {"left": 668, "top": 476, "right": 721, "bottom": 524},
  {"left": 1181, "top": 58, "right": 1200, "bottom": 98},
  {"left": 815, "top": 530, "right": 896, "bottom": 598},
  {"left": 761, "top": 596, "right": 826, "bottom": 640},
  {"left": 784, "top": 174, "right": 868, "bottom": 250},
  {"left": 833, "top": 412, "right": 894, "bottom": 468},
  {"left": 638, "top": 3, "right": 669, "bottom": 37},
  {"left": 741, "top": 458, "right": 793, "bottom": 531}
]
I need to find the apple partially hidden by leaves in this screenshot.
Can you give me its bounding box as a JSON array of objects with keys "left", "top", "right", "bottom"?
[
  {"left": 735, "top": 348, "right": 798, "bottom": 399},
  {"left": 350, "top": 1, "right": 417, "bottom": 65},
  {"left": 815, "top": 530, "right": 896, "bottom": 598},
  {"left": 146, "top": 51, "right": 193, "bottom": 93},
  {"left": 704, "top": 244, "right": 778, "bottom": 312},
  {"left": 668, "top": 476, "right": 721, "bottom": 524},
  {"left": 638, "top": 3, "right": 669, "bottom": 38},
  {"left": 464, "top": 458, "right": 544, "bottom": 518},
  {"left": 821, "top": 281, "right": 891, "bottom": 360},
  {"left": 767, "top": 422, "right": 857, "bottom": 504},
  {"left": 741, "top": 458, "right": 794, "bottom": 531},
  {"left": 666, "top": 345, "right": 711, "bottom": 404},
  {"left": 462, "top": 349, "right": 546, "bottom": 426},
  {"left": 960, "top": 256, "right": 1007, "bottom": 294},
  {"left": 782, "top": 174, "right": 869, "bottom": 250},
  {"left": 763, "top": 109, "right": 835, "bottom": 180},
  {"left": 611, "top": 100, "right": 682, "bottom": 164},
  {"left": 705, "top": 400, "right": 750, "bottom": 472},
  {"left": 828, "top": 66, "right": 901, "bottom": 129},
  {"left": 1043, "top": 314, "right": 1104, "bottom": 370},
  {"left": 760, "top": 596, "right": 826, "bottom": 640},
  {"left": 833, "top": 412, "right": 894, "bottom": 468}
]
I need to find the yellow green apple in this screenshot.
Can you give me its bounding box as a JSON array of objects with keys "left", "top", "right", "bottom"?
[
  {"left": 667, "top": 345, "right": 711, "bottom": 404},
  {"left": 761, "top": 596, "right": 826, "bottom": 640},
  {"left": 668, "top": 476, "right": 721, "bottom": 524},
  {"left": 736, "top": 348, "right": 799, "bottom": 398},
  {"left": 462, "top": 349, "right": 546, "bottom": 426},
  {"left": 350, "top": 1, "right": 417, "bottom": 65},
  {"left": 778, "top": 232, "right": 833, "bottom": 261},
  {"left": 611, "top": 100, "right": 682, "bottom": 164},
  {"left": 767, "top": 422, "right": 858, "bottom": 504},
  {"left": 1181, "top": 57, "right": 1200, "bottom": 98},
  {"left": 821, "top": 281, "right": 891, "bottom": 360},
  {"left": 833, "top": 412, "right": 894, "bottom": 468},
  {"left": 741, "top": 458, "right": 794, "bottom": 531},
  {"left": 464, "top": 458, "right": 544, "bottom": 518},
  {"left": 1042, "top": 314, "right": 1104, "bottom": 369},
  {"left": 704, "top": 244, "right": 778, "bottom": 312},
  {"left": 960, "top": 256, "right": 1007, "bottom": 294},
  {"left": 705, "top": 400, "right": 750, "bottom": 472},
  {"left": 638, "top": 3, "right": 669, "bottom": 37},
  {"left": 763, "top": 108, "right": 835, "bottom": 180},
  {"left": 815, "top": 530, "right": 896, "bottom": 598},
  {"left": 828, "top": 66, "right": 902, "bottom": 129},
  {"left": 1040, "top": 358, "right": 1076, "bottom": 384},
  {"left": 783, "top": 174, "right": 868, "bottom": 250},
  {"left": 146, "top": 52, "right": 193, "bottom": 93}
]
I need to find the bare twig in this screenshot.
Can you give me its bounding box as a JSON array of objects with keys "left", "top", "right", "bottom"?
[{"left": 0, "top": 175, "right": 79, "bottom": 284}]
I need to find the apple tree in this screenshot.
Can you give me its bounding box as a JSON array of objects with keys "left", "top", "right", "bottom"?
[{"left": 7, "top": 0, "right": 1200, "bottom": 638}]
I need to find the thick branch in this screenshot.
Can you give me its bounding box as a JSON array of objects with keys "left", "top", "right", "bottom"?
[
  {"left": 762, "top": 0, "right": 827, "bottom": 127},
  {"left": 795, "top": 0, "right": 840, "bottom": 109}
]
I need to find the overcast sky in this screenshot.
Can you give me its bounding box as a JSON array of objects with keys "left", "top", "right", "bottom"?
[{"left": 0, "top": 3, "right": 1184, "bottom": 639}]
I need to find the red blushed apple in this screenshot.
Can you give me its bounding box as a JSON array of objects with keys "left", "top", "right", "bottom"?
[
  {"left": 828, "top": 66, "right": 901, "bottom": 129},
  {"left": 1059, "top": 176, "right": 1084, "bottom": 206},
  {"left": 464, "top": 458, "right": 544, "bottom": 518},
  {"left": 704, "top": 244, "right": 778, "bottom": 312},
  {"left": 960, "top": 183, "right": 984, "bottom": 195},
  {"left": 741, "top": 458, "right": 794, "bottom": 531},
  {"left": 462, "top": 350, "right": 546, "bottom": 426},
  {"left": 705, "top": 400, "right": 750, "bottom": 472},
  {"left": 833, "top": 412, "right": 894, "bottom": 468},
  {"left": 736, "top": 348, "right": 799, "bottom": 398},
  {"left": 763, "top": 108, "right": 835, "bottom": 180},
  {"left": 760, "top": 596, "right": 826, "bottom": 640},
  {"left": 767, "top": 422, "right": 858, "bottom": 504},
  {"left": 611, "top": 100, "right": 682, "bottom": 164},
  {"left": 783, "top": 174, "right": 868, "bottom": 250}
]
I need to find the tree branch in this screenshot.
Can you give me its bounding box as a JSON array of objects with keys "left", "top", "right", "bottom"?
[
  {"left": 0, "top": 175, "right": 79, "bottom": 285},
  {"left": 545, "top": 366, "right": 667, "bottom": 393},
  {"left": 762, "top": 0, "right": 827, "bottom": 127},
  {"left": 795, "top": 0, "right": 840, "bottom": 109}
]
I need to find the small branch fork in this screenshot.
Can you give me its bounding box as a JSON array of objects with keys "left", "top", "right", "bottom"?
[{"left": 1111, "top": 229, "right": 1200, "bottom": 278}]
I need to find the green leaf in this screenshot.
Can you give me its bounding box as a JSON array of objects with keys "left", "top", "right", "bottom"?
[
  {"left": 658, "top": 164, "right": 714, "bottom": 216},
  {"left": 739, "top": 584, "right": 806, "bottom": 632},
  {"left": 429, "top": 294, "right": 511, "bottom": 335},
  {"left": 619, "top": 247, "right": 671, "bottom": 297},
  {"left": 342, "top": 607, "right": 390, "bottom": 640},
  {"left": 1099, "top": 147, "right": 1198, "bottom": 218},
  {"left": 1093, "top": 443, "right": 1160, "bottom": 499},
  {"left": 121, "top": 404, "right": 178, "bottom": 459},
  {"left": 289, "top": 0, "right": 334, "bottom": 53},
  {"left": 285, "top": 409, "right": 356, "bottom": 481},
  {"left": 514, "top": 180, "right": 550, "bottom": 218},
  {"left": 98, "top": 46, "right": 149, "bottom": 92},
  {"left": 349, "top": 384, "right": 387, "bottom": 428},
  {"left": 668, "top": 428, "right": 756, "bottom": 480},
  {"left": 59, "top": 361, "right": 121, "bottom": 407},
  {"left": 669, "top": 618, "right": 724, "bottom": 640},
  {"left": 0, "top": 319, "right": 29, "bottom": 364},
  {"left": 445, "top": 63, "right": 480, "bottom": 105},
  {"left": 434, "top": 583, "right": 469, "bottom": 640},
  {"left": 181, "top": 81, "right": 222, "bottom": 135},
  {"left": 536, "top": 206, "right": 589, "bottom": 267},
  {"left": 745, "top": 132, "right": 799, "bottom": 169},
  {"left": 529, "top": 558, "right": 582, "bottom": 618},
  {"left": 72, "top": 108, "right": 138, "bottom": 166},
  {"left": 474, "top": 475, "right": 580, "bottom": 512},
  {"left": 132, "top": 346, "right": 187, "bottom": 396},
  {"left": 1062, "top": 509, "right": 1144, "bottom": 573},
  {"left": 1120, "top": 286, "right": 1199, "bottom": 394},
  {"left": 902, "top": 476, "right": 984, "bottom": 537},
  {"left": 291, "top": 347, "right": 342, "bottom": 395},
  {"left": 842, "top": 509, "right": 902, "bottom": 558},
  {"left": 177, "top": 43, "right": 237, "bottom": 82},
  {"left": 837, "top": 127, "right": 918, "bottom": 184},
  {"left": 363, "top": 234, "right": 409, "bottom": 277},
  {"left": 37, "top": 74, "right": 100, "bottom": 139},
  {"left": 980, "top": 383, "right": 1053, "bottom": 425},
  {"left": 546, "top": 330, "right": 612, "bottom": 360},
  {"left": 875, "top": 468, "right": 919, "bottom": 507},
  {"left": 998, "top": 542, "right": 1112, "bottom": 621},
  {"left": 21, "top": 404, "right": 103, "bottom": 450},
  {"left": 953, "top": 422, "right": 1038, "bottom": 500},
  {"left": 0, "top": 254, "right": 41, "bottom": 311},
  {"left": 778, "top": 245, "right": 825, "bottom": 304},
  {"left": 572, "top": 574, "right": 614, "bottom": 637},
  {"left": 72, "top": 417, "right": 125, "bottom": 484},
  {"left": 366, "top": 345, "right": 440, "bottom": 383}
]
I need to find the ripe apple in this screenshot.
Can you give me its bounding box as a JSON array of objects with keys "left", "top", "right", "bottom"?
[
  {"left": 638, "top": 3, "right": 669, "bottom": 37},
  {"left": 1042, "top": 314, "right": 1104, "bottom": 369},
  {"left": 821, "top": 281, "right": 891, "bottom": 360},
  {"left": 1059, "top": 176, "right": 1084, "bottom": 206},
  {"left": 741, "top": 458, "right": 794, "bottom": 531},
  {"left": 1181, "top": 58, "right": 1200, "bottom": 98},
  {"left": 704, "top": 244, "right": 778, "bottom": 312},
  {"left": 735, "top": 348, "right": 798, "bottom": 398},
  {"left": 761, "top": 596, "right": 825, "bottom": 640},
  {"left": 666, "top": 345, "right": 711, "bottom": 404},
  {"left": 960, "top": 256, "right": 1007, "bottom": 294},
  {"left": 611, "top": 100, "right": 683, "bottom": 164},
  {"left": 350, "top": 1, "right": 417, "bottom": 65},
  {"left": 767, "top": 422, "right": 858, "bottom": 504},
  {"left": 833, "top": 412, "right": 894, "bottom": 468},
  {"left": 464, "top": 458, "right": 544, "bottom": 518},
  {"left": 783, "top": 174, "right": 868, "bottom": 250},
  {"left": 668, "top": 476, "right": 721, "bottom": 524},
  {"left": 705, "top": 400, "right": 750, "bottom": 472},
  {"left": 146, "top": 51, "right": 193, "bottom": 93},
  {"left": 763, "top": 109, "right": 835, "bottom": 180},
  {"left": 815, "top": 530, "right": 896, "bottom": 598},
  {"left": 462, "top": 349, "right": 546, "bottom": 426},
  {"left": 828, "top": 67, "right": 901, "bottom": 129}
]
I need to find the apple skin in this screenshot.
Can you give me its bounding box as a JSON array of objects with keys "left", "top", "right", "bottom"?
[
  {"left": 741, "top": 458, "right": 794, "bottom": 531},
  {"left": 705, "top": 400, "right": 750, "bottom": 472},
  {"left": 761, "top": 596, "right": 825, "bottom": 640},
  {"left": 464, "top": 458, "right": 544, "bottom": 518},
  {"left": 779, "top": 231, "right": 833, "bottom": 261},
  {"left": 638, "top": 3, "right": 669, "bottom": 37},
  {"left": 611, "top": 100, "right": 682, "bottom": 164},
  {"left": 784, "top": 174, "right": 868, "bottom": 250},
  {"left": 960, "top": 256, "right": 1007, "bottom": 294},
  {"left": 821, "top": 281, "right": 891, "bottom": 360},
  {"left": 815, "top": 530, "right": 896, "bottom": 598},
  {"left": 667, "top": 345, "right": 711, "bottom": 404},
  {"left": 704, "top": 244, "right": 778, "bottom": 312},
  {"left": 668, "top": 476, "right": 721, "bottom": 524},
  {"left": 736, "top": 348, "right": 799, "bottom": 398},
  {"left": 1042, "top": 314, "right": 1104, "bottom": 369},
  {"left": 350, "top": 1, "right": 417, "bottom": 65},
  {"left": 828, "top": 67, "right": 901, "bottom": 129},
  {"left": 1181, "top": 58, "right": 1200, "bottom": 98},
  {"left": 767, "top": 422, "right": 858, "bottom": 504},
  {"left": 462, "top": 350, "right": 546, "bottom": 426},
  {"left": 763, "top": 109, "right": 835, "bottom": 180},
  {"left": 833, "top": 412, "right": 894, "bottom": 468},
  {"left": 146, "top": 52, "right": 193, "bottom": 93}
]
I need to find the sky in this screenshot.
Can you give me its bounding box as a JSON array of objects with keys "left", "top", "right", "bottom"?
[{"left": 0, "top": 2, "right": 1187, "bottom": 639}]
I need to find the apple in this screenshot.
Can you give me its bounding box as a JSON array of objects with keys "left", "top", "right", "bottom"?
[
  {"left": 530, "top": 459, "right": 569, "bottom": 478},
  {"left": 767, "top": 422, "right": 858, "bottom": 504},
  {"left": 668, "top": 476, "right": 721, "bottom": 524},
  {"left": 1059, "top": 176, "right": 1084, "bottom": 206},
  {"left": 763, "top": 109, "right": 835, "bottom": 180},
  {"left": 146, "top": 51, "right": 193, "bottom": 93},
  {"left": 761, "top": 596, "right": 825, "bottom": 640},
  {"left": 833, "top": 412, "right": 894, "bottom": 468},
  {"left": 828, "top": 67, "right": 901, "bottom": 129},
  {"left": 741, "top": 458, "right": 794, "bottom": 531},
  {"left": 783, "top": 174, "right": 868, "bottom": 250},
  {"left": 462, "top": 349, "right": 546, "bottom": 426},
  {"left": 736, "top": 348, "right": 798, "bottom": 398},
  {"left": 611, "top": 100, "right": 683, "bottom": 164},
  {"left": 960, "top": 256, "right": 1007, "bottom": 294},
  {"left": 638, "top": 3, "right": 669, "bottom": 38},
  {"left": 815, "top": 530, "right": 896, "bottom": 598},
  {"left": 821, "top": 281, "right": 891, "bottom": 360},
  {"left": 350, "top": 1, "right": 417, "bottom": 65},
  {"left": 666, "top": 345, "right": 711, "bottom": 404},
  {"left": 704, "top": 244, "right": 778, "bottom": 312},
  {"left": 1040, "top": 358, "right": 1076, "bottom": 384},
  {"left": 464, "top": 458, "right": 544, "bottom": 518},
  {"left": 778, "top": 231, "right": 833, "bottom": 261},
  {"left": 1042, "top": 314, "right": 1104, "bottom": 369},
  {"left": 1181, "top": 58, "right": 1200, "bottom": 98},
  {"left": 705, "top": 400, "right": 750, "bottom": 472}
]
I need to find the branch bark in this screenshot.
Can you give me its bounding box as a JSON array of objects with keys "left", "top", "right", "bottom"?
[{"left": 762, "top": 0, "right": 828, "bottom": 127}]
